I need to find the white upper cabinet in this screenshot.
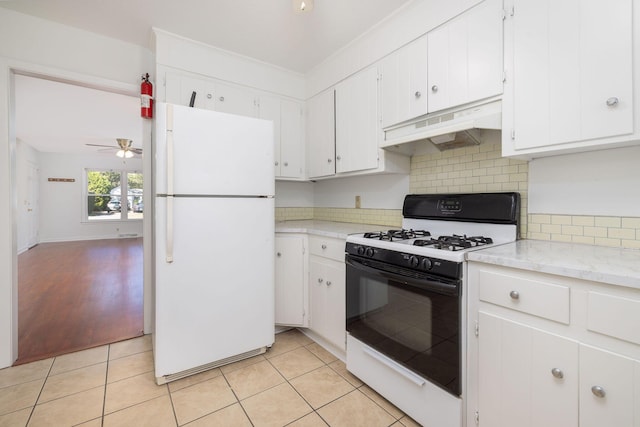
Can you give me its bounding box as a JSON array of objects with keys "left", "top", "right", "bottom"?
[
  {"left": 427, "top": 0, "right": 503, "bottom": 113},
  {"left": 260, "top": 96, "right": 305, "bottom": 179},
  {"left": 306, "top": 89, "right": 336, "bottom": 179},
  {"left": 165, "top": 71, "right": 258, "bottom": 117},
  {"left": 335, "top": 66, "right": 380, "bottom": 173},
  {"left": 503, "top": 0, "right": 636, "bottom": 157},
  {"left": 380, "top": 35, "right": 428, "bottom": 128}
]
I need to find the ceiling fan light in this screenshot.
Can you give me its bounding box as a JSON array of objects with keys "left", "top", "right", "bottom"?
[
  {"left": 116, "top": 149, "right": 126, "bottom": 158},
  {"left": 124, "top": 150, "right": 134, "bottom": 158}
]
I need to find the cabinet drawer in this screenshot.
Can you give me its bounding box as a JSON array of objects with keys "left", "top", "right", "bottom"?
[
  {"left": 587, "top": 292, "right": 640, "bottom": 345},
  {"left": 309, "top": 236, "right": 344, "bottom": 262},
  {"left": 478, "top": 270, "right": 570, "bottom": 324}
]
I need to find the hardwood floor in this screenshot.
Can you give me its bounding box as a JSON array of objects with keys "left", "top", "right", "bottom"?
[{"left": 15, "top": 238, "right": 144, "bottom": 365}]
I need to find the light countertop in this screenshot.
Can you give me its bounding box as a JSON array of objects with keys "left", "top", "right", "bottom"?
[
  {"left": 275, "top": 220, "right": 386, "bottom": 240},
  {"left": 467, "top": 240, "right": 640, "bottom": 289}
]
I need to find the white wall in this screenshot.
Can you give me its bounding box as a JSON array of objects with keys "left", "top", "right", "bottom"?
[
  {"left": 275, "top": 181, "right": 315, "bottom": 207},
  {"left": 529, "top": 146, "right": 640, "bottom": 216},
  {"left": 38, "top": 152, "right": 144, "bottom": 242},
  {"left": 0, "top": 7, "right": 154, "bottom": 368},
  {"left": 314, "top": 174, "right": 409, "bottom": 209}
]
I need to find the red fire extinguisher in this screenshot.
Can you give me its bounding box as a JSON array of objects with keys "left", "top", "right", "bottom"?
[{"left": 141, "top": 73, "right": 153, "bottom": 119}]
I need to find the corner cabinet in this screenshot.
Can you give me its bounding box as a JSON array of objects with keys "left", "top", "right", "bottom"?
[
  {"left": 502, "top": 0, "right": 640, "bottom": 158},
  {"left": 274, "top": 234, "right": 308, "bottom": 327},
  {"left": 467, "top": 262, "right": 640, "bottom": 427}
]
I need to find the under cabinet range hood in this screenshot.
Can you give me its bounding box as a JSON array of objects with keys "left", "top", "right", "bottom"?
[{"left": 381, "top": 99, "right": 502, "bottom": 155}]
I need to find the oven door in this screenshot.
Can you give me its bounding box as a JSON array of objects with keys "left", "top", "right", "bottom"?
[{"left": 345, "top": 253, "right": 461, "bottom": 396}]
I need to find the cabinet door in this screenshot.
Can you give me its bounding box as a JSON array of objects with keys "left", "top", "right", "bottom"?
[
  {"left": 510, "top": 0, "right": 633, "bottom": 150},
  {"left": 335, "top": 66, "right": 379, "bottom": 173},
  {"left": 165, "top": 73, "right": 212, "bottom": 109},
  {"left": 478, "top": 312, "right": 578, "bottom": 427},
  {"left": 306, "top": 90, "right": 336, "bottom": 178},
  {"left": 279, "top": 99, "right": 304, "bottom": 178},
  {"left": 579, "top": 344, "right": 636, "bottom": 427},
  {"left": 275, "top": 236, "right": 307, "bottom": 327},
  {"left": 428, "top": 0, "right": 503, "bottom": 113},
  {"left": 259, "top": 95, "right": 282, "bottom": 176},
  {"left": 214, "top": 82, "right": 258, "bottom": 117},
  {"left": 309, "top": 258, "right": 346, "bottom": 351},
  {"left": 380, "top": 35, "right": 428, "bottom": 128}
]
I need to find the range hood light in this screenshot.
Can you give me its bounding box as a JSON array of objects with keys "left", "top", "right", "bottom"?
[{"left": 429, "top": 133, "right": 456, "bottom": 144}]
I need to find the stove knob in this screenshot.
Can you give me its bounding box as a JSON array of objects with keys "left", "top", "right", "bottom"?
[
  {"left": 421, "top": 258, "right": 433, "bottom": 270},
  {"left": 357, "top": 246, "right": 365, "bottom": 256},
  {"left": 365, "top": 247, "right": 375, "bottom": 257},
  {"left": 408, "top": 255, "right": 419, "bottom": 268}
]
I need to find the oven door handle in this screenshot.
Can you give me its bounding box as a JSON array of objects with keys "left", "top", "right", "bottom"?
[{"left": 346, "top": 255, "right": 460, "bottom": 297}]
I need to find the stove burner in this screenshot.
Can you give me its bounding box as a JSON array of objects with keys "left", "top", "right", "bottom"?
[
  {"left": 413, "top": 235, "right": 494, "bottom": 251},
  {"left": 363, "top": 229, "right": 431, "bottom": 241}
]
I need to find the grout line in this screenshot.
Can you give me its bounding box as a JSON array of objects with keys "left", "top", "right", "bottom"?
[
  {"left": 100, "top": 344, "right": 111, "bottom": 426},
  {"left": 24, "top": 357, "right": 55, "bottom": 426}
]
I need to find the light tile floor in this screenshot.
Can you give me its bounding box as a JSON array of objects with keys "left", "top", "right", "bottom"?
[{"left": 0, "top": 330, "right": 420, "bottom": 426}]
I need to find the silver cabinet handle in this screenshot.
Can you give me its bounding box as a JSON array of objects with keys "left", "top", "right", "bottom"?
[
  {"left": 431, "top": 85, "right": 438, "bottom": 92},
  {"left": 275, "top": 161, "right": 279, "bottom": 166},
  {"left": 606, "top": 97, "right": 619, "bottom": 107},
  {"left": 336, "top": 155, "right": 341, "bottom": 161},
  {"left": 327, "top": 158, "right": 333, "bottom": 163},
  {"left": 551, "top": 368, "right": 564, "bottom": 379},
  {"left": 284, "top": 162, "right": 288, "bottom": 167},
  {"left": 206, "top": 93, "right": 212, "bottom": 99},
  {"left": 219, "top": 96, "right": 225, "bottom": 102},
  {"left": 415, "top": 91, "right": 422, "bottom": 98},
  {"left": 591, "top": 385, "right": 606, "bottom": 398},
  {"left": 509, "top": 290, "right": 520, "bottom": 300},
  {"left": 326, "top": 281, "right": 332, "bottom": 286},
  {"left": 276, "top": 252, "right": 282, "bottom": 257},
  {"left": 321, "top": 244, "right": 327, "bottom": 249},
  {"left": 318, "top": 278, "right": 323, "bottom": 284}
]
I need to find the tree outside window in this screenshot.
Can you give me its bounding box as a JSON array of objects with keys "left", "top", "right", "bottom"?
[{"left": 86, "top": 169, "right": 143, "bottom": 221}]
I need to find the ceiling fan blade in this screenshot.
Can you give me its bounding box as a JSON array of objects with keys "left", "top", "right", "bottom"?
[
  {"left": 86, "top": 143, "right": 117, "bottom": 148},
  {"left": 130, "top": 148, "right": 143, "bottom": 154}
]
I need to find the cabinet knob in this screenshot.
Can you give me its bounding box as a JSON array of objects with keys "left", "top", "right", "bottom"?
[
  {"left": 318, "top": 278, "right": 323, "bottom": 284},
  {"left": 591, "top": 385, "right": 606, "bottom": 398},
  {"left": 321, "top": 244, "right": 327, "bottom": 249},
  {"left": 336, "top": 156, "right": 341, "bottom": 161},
  {"left": 606, "top": 97, "right": 619, "bottom": 107},
  {"left": 509, "top": 290, "right": 520, "bottom": 300},
  {"left": 431, "top": 85, "right": 438, "bottom": 93},
  {"left": 326, "top": 281, "right": 332, "bottom": 286},
  {"left": 414, "top": 91, "right": 422, "bottom": 98},
  {"left": 327, "top": 158, "right": 333, "bottom": 163},
  {"left": 551, "top": 368, "right": 564, "bottom": 379},
  {"left": 219, "top": 96, "right": 225, "bottom": 102},
  {"left": 276, "top": 252, "right": 281, "bottom": 257},
  {"left": 207, "top": 93, "right": 212, "bottom": 99},
  {"left": 284, "top": 162, "right": 288, "bottom": 167},
  {"left": 275, "top": 161, "right": 279, "bottom": 166}
]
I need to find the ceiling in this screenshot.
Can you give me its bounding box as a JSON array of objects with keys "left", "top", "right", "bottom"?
[
  {"left": 5, "top": 0, "right": 413, "bottom": 155},
  {"left": 0, "top": 0, "right": 413, "bottom": 74}
]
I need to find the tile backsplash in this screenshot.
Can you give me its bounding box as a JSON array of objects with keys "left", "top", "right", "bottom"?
[{"left": 278, "top": 140, "right": 640, "bottom": 249}]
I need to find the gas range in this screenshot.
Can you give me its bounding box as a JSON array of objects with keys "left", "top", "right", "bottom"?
[{"left": 346, "top": 192, "right": 520, "bottom": 264}]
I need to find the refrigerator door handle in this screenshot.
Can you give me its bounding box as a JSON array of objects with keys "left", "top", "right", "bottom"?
[
  {"left": 166, "top": 196, "right": 174, "bottom": 263},
  {"left": 166, "top": 104, "right": 175, "bottom": 263}
]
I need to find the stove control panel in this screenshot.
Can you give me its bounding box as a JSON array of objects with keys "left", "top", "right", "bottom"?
[{"left": 346, "top": 242, "right": 462, "bottom": 279}]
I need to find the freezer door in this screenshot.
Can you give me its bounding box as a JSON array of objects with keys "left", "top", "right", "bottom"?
[
  {"left": 154, "top": 196, "right": 275, "bottom": 378},
  {"left": 155, "top": 102, "right": 274, "bottom": 196}
]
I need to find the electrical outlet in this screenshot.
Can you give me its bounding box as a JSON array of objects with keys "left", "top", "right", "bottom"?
[{"left": 355, "top": 195, "right": 361, "bottom": 209}]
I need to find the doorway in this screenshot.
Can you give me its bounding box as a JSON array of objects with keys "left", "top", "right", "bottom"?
[{"left": 12, "top": 71, "right": 149, "bottom": 364}]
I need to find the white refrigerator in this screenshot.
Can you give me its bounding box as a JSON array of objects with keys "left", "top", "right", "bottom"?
[{"left": 153, "top": 102, "right": 275, "bottom": 384}]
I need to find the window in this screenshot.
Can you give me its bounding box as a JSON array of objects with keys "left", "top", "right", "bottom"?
[{"left": 86, "top": 169, "right": 143, "bottom": 221}]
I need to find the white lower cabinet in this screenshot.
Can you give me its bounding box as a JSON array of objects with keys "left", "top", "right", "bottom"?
[
  {"left": 308, "top": 236, "right": 346, "bottom": 352},
  {"left": 469, "top": 262, "right": 640, "bottom": 427},
  {"left": 274, "top": 234, "right": 308, "bottom": 327}
]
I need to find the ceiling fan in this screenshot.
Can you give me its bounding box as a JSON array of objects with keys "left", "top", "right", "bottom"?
[{"left": 86, "top": 138, "right": 143, "bottom": 158}]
